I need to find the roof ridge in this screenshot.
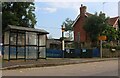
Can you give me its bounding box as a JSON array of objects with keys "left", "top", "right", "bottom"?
[{"left": 110, "top": 16, "right": 119, "bottom": 19}]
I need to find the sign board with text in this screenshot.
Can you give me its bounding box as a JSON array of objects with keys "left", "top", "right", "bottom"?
[{"left": 98, "top": 36, "right": 107, "bottom": 40}]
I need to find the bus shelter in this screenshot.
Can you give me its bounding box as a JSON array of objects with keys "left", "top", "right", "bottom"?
[{"left": 2, "top": 25, "right": 49, "bottom": 61}]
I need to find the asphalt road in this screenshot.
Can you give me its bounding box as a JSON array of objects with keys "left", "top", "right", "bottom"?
[{"left": 2, "top": 60, "right": 118, "bottom": 76}]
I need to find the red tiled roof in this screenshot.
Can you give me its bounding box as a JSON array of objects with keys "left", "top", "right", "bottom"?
[
  {"left": 85, "top": 12, "right": 93, "bottom": 17},
  {"left": 85, "top": 13, "right": 119, "bottom": 26},
  {"left": 107, "top": 16, "right": 119, "bottom": 26},
  {"left": 72, "top": 11, "right": 119, "bottom": 28}
]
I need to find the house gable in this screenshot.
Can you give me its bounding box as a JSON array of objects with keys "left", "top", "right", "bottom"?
[
  {"left": 108, "top": 16, "right": 119, "bottom": 30},
  {"left": 73, "top": 4, "right": 92, "bottom": 43}
]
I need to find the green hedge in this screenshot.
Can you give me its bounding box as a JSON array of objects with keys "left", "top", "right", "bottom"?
[
  {"left": 103, "top": 44, "right": 120, "bottom": 50},
  {"left": 116, "top": 46, "right": 120, "bottom": 50},
  {"left": 103, "top": 44, "right": 111, "bottom": 48}
]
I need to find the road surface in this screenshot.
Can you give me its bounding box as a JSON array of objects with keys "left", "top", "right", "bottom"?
[{"left": 2, "top": 60, "right": 118, "bottom": 76}]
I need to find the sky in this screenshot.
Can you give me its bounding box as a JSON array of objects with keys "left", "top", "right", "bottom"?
[{"left": 34, "top": 1, "right": 119, "bottom": 39}]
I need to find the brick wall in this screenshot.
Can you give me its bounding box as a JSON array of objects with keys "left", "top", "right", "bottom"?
[{"left": 74, "top": 16, "right": 87, "bottom": 43}]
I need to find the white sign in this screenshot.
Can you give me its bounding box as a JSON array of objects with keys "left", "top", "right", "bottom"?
[{"left": 82, "top": 49, "right": 86, "bottom": 52}]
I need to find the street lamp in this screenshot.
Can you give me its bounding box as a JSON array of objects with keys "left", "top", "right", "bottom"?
[{"left": 61, "top": 23, "right": 65, "bottom": 58}]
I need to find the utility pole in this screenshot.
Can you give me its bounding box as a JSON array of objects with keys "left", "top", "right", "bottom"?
[{"left": 103, "top": 2, "right": 106, "bottom": 13}]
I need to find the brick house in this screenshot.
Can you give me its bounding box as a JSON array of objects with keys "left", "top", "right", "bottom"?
[{"left": 72, "top": 4, "right": 119, "bottom": 48}]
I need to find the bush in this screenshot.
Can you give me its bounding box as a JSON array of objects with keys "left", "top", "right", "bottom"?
[
  {"left": 116, "top": 46, "right": 120, "bottom": 50},
  {"left": 103, "top": 44, "right": 111, "bottom": 49}
]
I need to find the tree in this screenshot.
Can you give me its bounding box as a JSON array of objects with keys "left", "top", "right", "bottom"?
[
  {"left": 84, "top": 12, "right": 109, "bottom": 43},
  {"left": 117, "top": 20, "right": 120, "bottom": 45},
  {"left": 102, "top": 25, "right": 118, "bottom": 42},
  {"left": 2, "top": 2, "right": 37, "bottom": 31},
  {"left": 62, "top": 18, "right": 74, "bottom": 40}
]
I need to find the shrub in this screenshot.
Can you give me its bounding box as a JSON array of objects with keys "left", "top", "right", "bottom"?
[
  {"left": 116, "top": 46, "right": 120, "bottom": 50},
  {"left": 103, "top": 44, "right": 111, "bottom": 49}
]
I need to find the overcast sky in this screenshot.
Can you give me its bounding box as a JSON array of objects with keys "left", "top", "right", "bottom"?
[{"left": 34, "top": 0, "right": 119, "bottom": 39}]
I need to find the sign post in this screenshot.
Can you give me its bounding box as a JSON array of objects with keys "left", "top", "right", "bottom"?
[
  {"left": 61, "top": 24, "right": 65, "bottom": 58},
  {"left": 98, "top": 36, "right": 107, "bottom": 58},
  {"left": 100, "top": 40, "right": 102, "bottom": 58}
]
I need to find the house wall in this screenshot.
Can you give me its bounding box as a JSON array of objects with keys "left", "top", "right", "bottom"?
[
  {"left": 74, "top": 16, "right": 87, "bottom": 43},
  {"left": 73, "top": 5, "right": 89, "bottom": 46},
  {"left": 47, "top": 39, "right": 61, "bottom": 50}
]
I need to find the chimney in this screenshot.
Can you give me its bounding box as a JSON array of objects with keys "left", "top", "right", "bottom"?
[{"left": 80, "top": 4, "right": 87, "bottom": 16}]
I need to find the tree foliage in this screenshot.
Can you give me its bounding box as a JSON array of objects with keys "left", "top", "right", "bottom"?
[
  {"left": 63, "top": 18, "right": 73, "bottom": 31},
  {"left": 2, "top": 2, "right": 37, "bottom": 31},
  {"left": 62, "top": 18, "right": 74, "bottom": 40},
  {"left": 102, "top": 26, "right": 118, "bottom": 41},
  {"left": 117, "top": 20, "right": 120, "bottom": 41},
  {"left": 84, "top": 12, "right": 110, "bottom": 42},
  {"left": 118, "top": 30, "right": 120, "bottom": 40}
]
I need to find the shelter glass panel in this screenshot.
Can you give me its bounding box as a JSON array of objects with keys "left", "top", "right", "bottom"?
[
  {"left": 17, "top": 47, "right": 25, "bottom": 58},
  {"left": 26, "top": 32, "right": 37, "bottom": 45},
  {"left": 4, "top": 32, "right": 9, "bottom": 44},
  {"left": 18, "top": 33, "right": 25, "bottom": 46},
  {"left": 26, "top": 46, "right": 37, "bottom": 59},
  {"left": 10, "top": 46, "right": 16, "bottom": 59},
  {"left": 10, "top": 33, "right": 17, "bottom": 45},
  {"left": 39, "top": 35, "right": 46, "bottom": 46},
  {"left": 39, "top": 47, "right": 46, "bottom": 58},
  {"left": 3, "top": 46, "right": 9, "bottom": 60}
]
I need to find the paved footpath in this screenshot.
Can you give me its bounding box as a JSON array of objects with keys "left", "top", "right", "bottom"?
[
  {"left": 3, "top": 60, "right": 118, "bottom": 76},
  {"left": 1, "top": 58, "right": 118, "bottom": 70}
]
